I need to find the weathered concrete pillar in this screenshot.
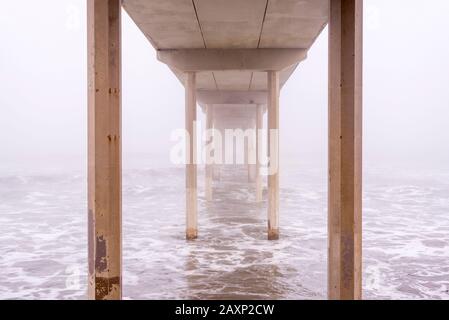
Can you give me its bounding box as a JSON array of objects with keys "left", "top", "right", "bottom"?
[
  {"left": 205, "top": 104, "right": 213, "bottom": 201},
  {"left": 247, "top": 116, "right": 257, "bottom": 183},
  {"left": 218, "top": 122, "right": 226, "bottom": 179},
  {"left": 212, "top": 117, "right": 221, "bottom": 182},
  {"left": 245, "top": 127, "right": 250, "bottom": 180},
  {"left": 186, "top": 72, "right": 198, "bottom": 240},
  {"left": 87, "top": 0, "right": 122, "bottom": 300},
  {"left": 328, "top": 0, "right": 363, "bottom": 300},
  {"left": 255, "top": 105, "right": 263, "bottom": 202},
  {"left": 267, "top": 71, "right": 280, "bottom": 240}
]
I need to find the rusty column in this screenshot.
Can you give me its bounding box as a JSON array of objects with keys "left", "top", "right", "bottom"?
[{"left": 87, "top": 0, "right": 122, "bottom": 300}]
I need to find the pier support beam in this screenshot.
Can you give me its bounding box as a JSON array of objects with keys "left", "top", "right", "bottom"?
[
  {"left": 256, "top": 105, "right": 263, "bottom": 202},
  {"left": 205, "top": 105, "right": 213, "bottom": 201},
  {"left": 267, "top": 71, "right": 280, "bottom": 240},
  {"left": 247, "top": 117, "right": 257, "bottom": 183},
  {"left": 157, "top": 48, "right": 307, "bottom": 72},
  {"left": 212, "top": 112, "right": 221, "bottom": 181},
  {"left": 328, "top": 0, "right": 363, "bottom": 300},
  {"left": 186, "top": 72, "right": 198, "bottom": 240},
  {"left": 87, "top": 0, "right": 122, "bottom": 300}
]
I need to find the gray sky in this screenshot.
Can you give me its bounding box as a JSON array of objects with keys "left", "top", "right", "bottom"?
[{"left": 0, "top": 0, "right": 448, "bottom": 174}]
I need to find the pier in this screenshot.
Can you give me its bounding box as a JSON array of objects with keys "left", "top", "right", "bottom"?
[{"left": 87, "top": 0, "right": 363, "bottom": 300}]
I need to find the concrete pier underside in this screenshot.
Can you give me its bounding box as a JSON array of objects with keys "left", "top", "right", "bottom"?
[
  {"left": 87, "top": 0, "right": 363, "bottom": 300},
  {"left": 122, "top": 0, "right": 329, "bottom": 241},
  {"left": 122, "top": 0, "right": 329, "bottom": 92}
]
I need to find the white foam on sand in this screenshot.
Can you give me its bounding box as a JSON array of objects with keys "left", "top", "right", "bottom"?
[{"left": 0, "top": 167, "right": 448, "bottom": 299}]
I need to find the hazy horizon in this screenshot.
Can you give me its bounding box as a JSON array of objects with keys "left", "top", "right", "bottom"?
[
  {"left": 1, "top": 0, "right": 449, "bottom": 301},
  {"left": 1, "top": 0, "right": 448, "bottom": 175}
]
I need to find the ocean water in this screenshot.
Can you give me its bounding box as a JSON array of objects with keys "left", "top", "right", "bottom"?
[{"left": 0, "top": 165, "right": 448, "bottom": 300}]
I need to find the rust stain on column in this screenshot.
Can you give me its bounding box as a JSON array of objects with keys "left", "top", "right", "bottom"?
[
  {"left": 88, "top": 209, "right": 94, "bottom": 276},
  {"left": 95, "top": 235, "right": 107, "bottom": 272},
  {"left": 95, "top": 277, "right": 121, "bottom": 300},
  {"left": 87, "top": 0, "right": 122, "bottom": 300}
]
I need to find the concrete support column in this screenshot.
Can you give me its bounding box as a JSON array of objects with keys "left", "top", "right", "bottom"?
[
  {"left": 212, "top": 113, "right": 221, "bottom": 181},
  {"left": 205, "top": 104, "right": 213, "bottom": 201},
  {"left": 267, "top": 71, "right": 280, "bottom": 240},
  {"left": 328, "top": 0, "right": 363, "bottom": 300},
  {"left": 247, "top": 117, "right": 257, "bottom": 183},
  {"left": 255, "top": 105, "right": 263, "bottom": 202},
  {"left": 245, "top": 142, "right": 249, "bottom": 179},
  {"left": 186, "top": 72, "right": 198, "bottom": 240},
  {"left": 87, "top": 0, "right": 122, "bottom": 300},
  {"left": 219, "top": 122, "right": 226, "bottom": 179}
]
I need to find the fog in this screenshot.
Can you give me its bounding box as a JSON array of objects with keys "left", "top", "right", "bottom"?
[
  {"left": 1, "top": 0, "right": 449, "bottom": 301},
  {"left": 1, "top": 0, "right": 448, "bottom": 175}
]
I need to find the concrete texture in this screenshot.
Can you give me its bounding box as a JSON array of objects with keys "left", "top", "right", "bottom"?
[
  {"left": 122, "top": 0, "right": 328, "bottom": 92},
  {"left": 87, "top": 0, "right": 122, "bottom": 300},
  {"left": 328, "top": 0, "right": 363, "bottom": 300}
]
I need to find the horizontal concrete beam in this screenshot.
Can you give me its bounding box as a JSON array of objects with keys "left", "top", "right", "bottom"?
[
  {"left": 157, "top": 49, "right": 307, "bottom": 72},
  {"left": 197, "top": 90, "right": 267, "bottom": 105},
  {"left": 199, "top": 103, "right": 267, "bottom": 114}
]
